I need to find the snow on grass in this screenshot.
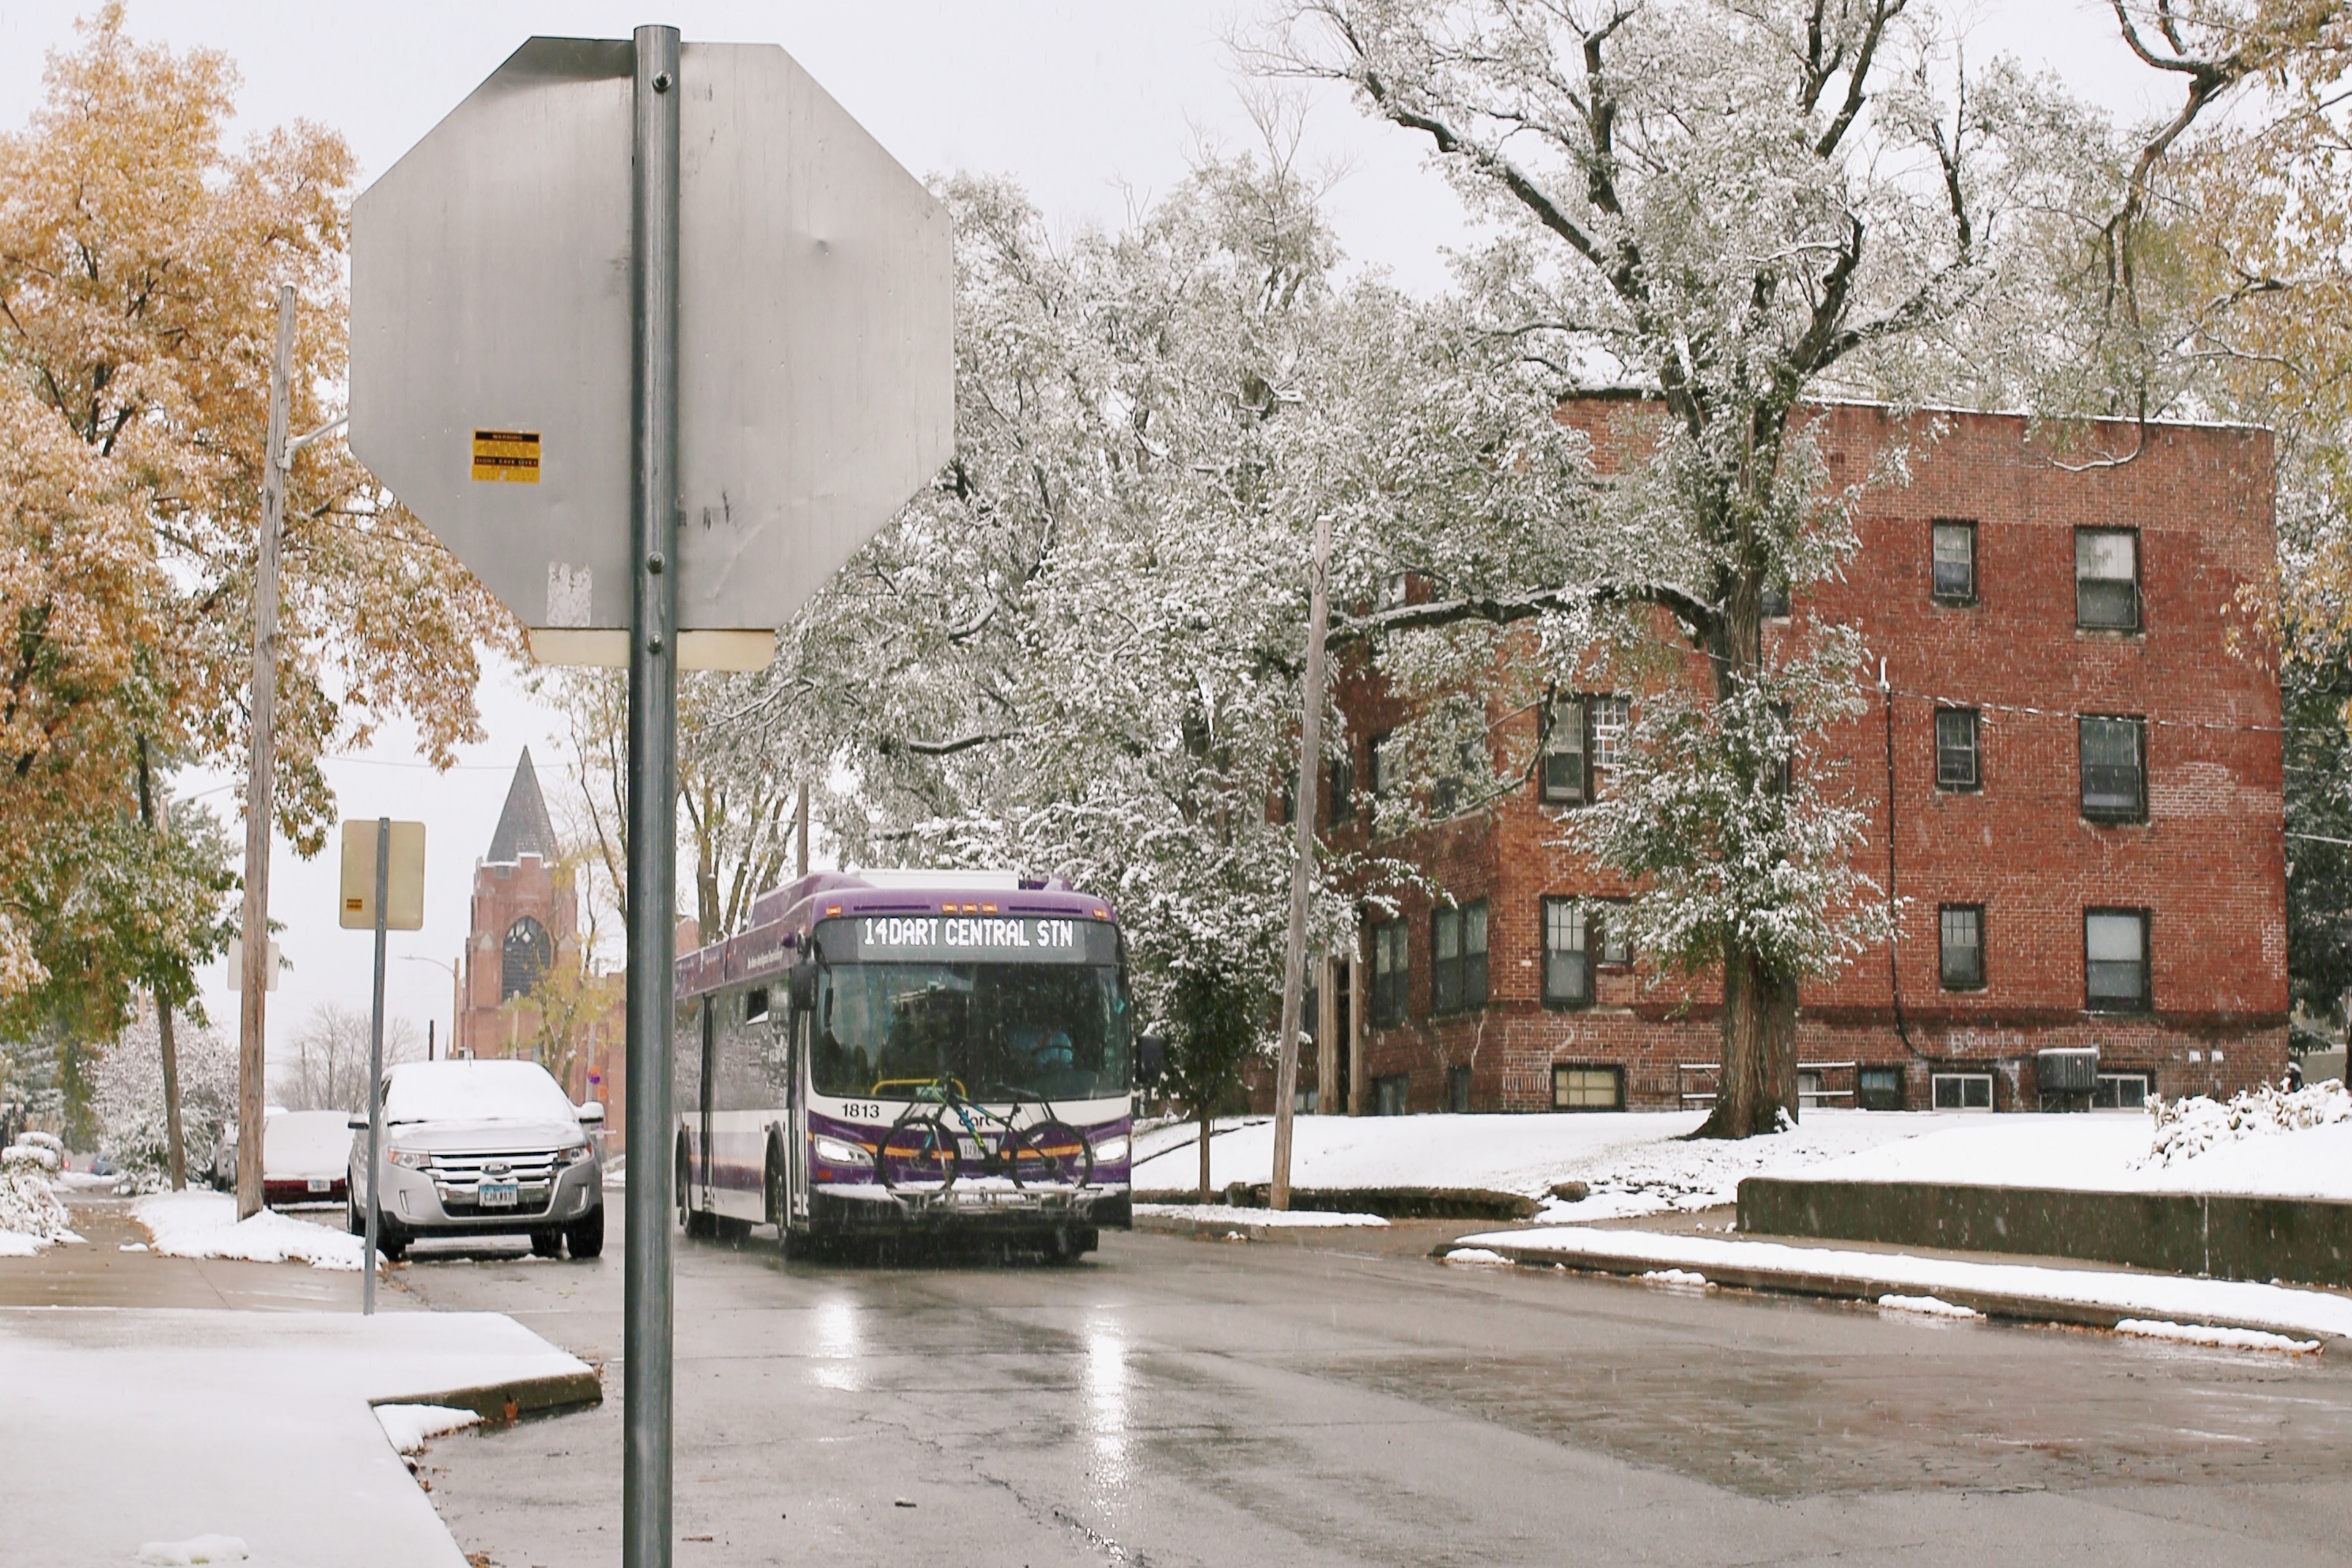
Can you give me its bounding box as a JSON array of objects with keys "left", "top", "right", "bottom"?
[
  {"left": 2111, "top": 1319, "right": 2320, "bottom": 1354},
  {"left": 132, "top": 1190, "right": 370, "bottom": 1271},
  {"left": 1459, "top": 1225, "right": 2352, "bottom": 1343},
  {"left": 135, "top": 1535, "right": 248, "bottom": 1565},
  {"left": 1134, "top": 1203, "right": 1388, "bottom": 1227},
  {"left": 1131, "top": 1109, "right": 1968, "bottom": 1218},
  {"left": 373, "top": 1402, "right": 483, "bottom": 1454},
  {"left": 1441, "top": 1247, "right": 1513, "bottom": 1266},
  {"left": 1802, "top": 1104, "right": 2352, "bottom": 1201},
  {"left": 1878, "top": 1293, "right": 1983, "bottom": 1320},
  {"left": 2145, "top": 1080, "right": 2352, "bottom": 1166}
]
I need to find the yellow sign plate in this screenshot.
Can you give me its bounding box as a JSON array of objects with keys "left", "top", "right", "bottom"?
[{"left": 471, "top": 428, "right": 541, "bottom": 483}]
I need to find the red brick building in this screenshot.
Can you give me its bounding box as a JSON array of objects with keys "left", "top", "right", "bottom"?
[{"left": 1290, "top": 401, "right": 2286, "bottom": 1117}]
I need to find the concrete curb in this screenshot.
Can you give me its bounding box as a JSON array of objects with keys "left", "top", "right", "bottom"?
[
  {"left": 1133, "top": 1211, "right": 1391, "bottom": 1242},
  {"left": 377, "top": 1365, "right": 604, "bottom": 1426},
  {"left": 1440, "top": 1237, "right": 2351, "bottom": 1351}
]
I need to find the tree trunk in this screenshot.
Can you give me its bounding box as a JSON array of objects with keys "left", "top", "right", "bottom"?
[
  {"left": 1197, "top": 1096, "right": 1214, "bottom": 1206},
  {"left": 155, "top": 987, "right": 186, "bottom": 1189},
  {"left": 1702, "top": 942, "right": 1800, "bottom": 1138}
]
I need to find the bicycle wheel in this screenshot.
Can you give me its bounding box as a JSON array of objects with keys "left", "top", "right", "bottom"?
[
  {"left": 1006, "top": 1119, "right": 1093, "bottom": 1188},
  {"left": 877, "top": 1112, "right": 959, "bottom": 1192}
]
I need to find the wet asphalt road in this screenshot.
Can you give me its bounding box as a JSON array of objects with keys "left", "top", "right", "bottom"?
[{"left": 397, "top": 1214, "right": 2352, "bottom": 1566}]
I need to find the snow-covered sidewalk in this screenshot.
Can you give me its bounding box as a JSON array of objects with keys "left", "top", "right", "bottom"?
[
  {"left": 1, "top": 1308, "right": 594, "bottom": 1567},
  {"left": 1446, "top": 1225, "right": 2352, "bottom": 1346}
]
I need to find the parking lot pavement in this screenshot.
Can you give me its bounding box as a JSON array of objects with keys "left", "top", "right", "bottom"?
[{"left": 399, "top": 1210, "right": 2352, "bottom": 1568}]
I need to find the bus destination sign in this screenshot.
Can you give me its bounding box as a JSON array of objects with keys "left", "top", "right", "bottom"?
[{"left": 822, "top": 913, "right": 1116, "bottom": 966}]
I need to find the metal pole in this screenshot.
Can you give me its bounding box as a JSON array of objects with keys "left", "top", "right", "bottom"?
[
  {"left": 237, "top": 286, "right": 296, "bottom": 1221},
  {"left": 624, "top": 25, "right": 681, "bottom": 1568},
  {"left": 365, "top": 817, "right": 389, "bottom": 1316},
  {"left": 1270, "top": 515, "right": 1331, "bottom": 1210}
]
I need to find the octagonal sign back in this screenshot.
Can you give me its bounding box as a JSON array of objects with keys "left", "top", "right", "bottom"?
[{"left": 350, "top": 36, "right": 954, "bottom": 634}]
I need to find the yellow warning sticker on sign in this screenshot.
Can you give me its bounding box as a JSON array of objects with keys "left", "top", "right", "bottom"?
[{"left": 471, "top": 429, "right": 541, "bottom": 483}]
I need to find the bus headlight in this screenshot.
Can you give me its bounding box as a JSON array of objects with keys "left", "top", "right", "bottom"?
[
  {"left": 812, "top": 1134, "right": 873, "bottom": 1168},
  {"left": 1090, "top": 1134, "right": 1128, "bottom": 1165}
]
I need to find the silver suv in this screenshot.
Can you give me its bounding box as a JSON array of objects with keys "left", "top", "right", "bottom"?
[{"left": 349, "top": 1059, "right": 605, "bottom": 1260}]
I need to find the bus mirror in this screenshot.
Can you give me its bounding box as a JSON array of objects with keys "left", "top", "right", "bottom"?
[
  {"left": 1137, "top": 1034, "right": 1165, "bottom": 1084},
  {"left": 788, "top": 958, "right": 817, "bottom": 1012}
]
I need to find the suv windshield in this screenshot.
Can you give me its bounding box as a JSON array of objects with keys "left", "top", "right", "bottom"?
[
  {"left": 812, "top": 961, "right": 1131, "bottom": 1103},
  {"left": 382, "top": 1061, "right": 579, "bottom": 1124}
]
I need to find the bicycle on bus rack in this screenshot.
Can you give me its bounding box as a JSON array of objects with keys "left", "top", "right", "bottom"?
[{"left": 873, "top": 1078, "right": 1093, "bottom": 1195}]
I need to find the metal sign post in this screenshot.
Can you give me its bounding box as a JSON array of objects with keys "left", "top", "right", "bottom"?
[
  {"left": 350, "top": 25, "right": 952, "bottom": 1568},
  {"left": 365, "top": 817, "right": 389, "bottom": 1316},
  {"left": 337, "top": 818, "right": 424, "bottom": 1316},
  {"left": 623, "top": 25, "right": 681, "bottom": 1567}
]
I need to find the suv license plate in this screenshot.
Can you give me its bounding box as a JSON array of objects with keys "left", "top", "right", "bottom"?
[
  {"left": 307, "top": 1177, "right": 330, "bottom": 1194},
  {"left": 478, "top": 1181, "right": 519, "bottom": 1208}
]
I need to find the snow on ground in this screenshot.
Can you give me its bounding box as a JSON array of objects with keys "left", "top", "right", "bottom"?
[
  {"left": 137, "top": 1534, "right": 250, "bottom": 1565},
  {"left": 6, "top": 1309, "right": 589, "bottom": 1568},
  {"left": 132, "top": 1190, "right": 370, "bottom": 1271},
  {"left": 1454, "top": 1225, "right": 2352, "bottom": 1343},
  {"left": 2113, "top": 1320, "right": 2318, "bottom": 1354},
  {"left": 1800, "top": 1111, "right": 2352, "bottom": 1201},
  {"left": 373, "top": 1403, "right": 483, "bottom": 1454},
  {"left": 1133, "top": 1203, "right": 1388, "bottom": 1228},
  {"left": 1879, "top": 1294, "right": 1983, "bottom": 1320},
  {"left": 1133, "top": 1110, "right": 1982, "bottom": 1219}
]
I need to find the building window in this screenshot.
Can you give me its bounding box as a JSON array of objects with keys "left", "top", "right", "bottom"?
[
  {"left": 1375, "top": 1072, "right": 1410, "bottom": 1115},
  {"left": 2076, "top": 528, "right": 2140, "bottom": 631},
  {"left": 1858, "top": 1066, "right": 1904, "bottom": 1111},
  {"left": 1760, "top": 578, "right": 1791, "bottom": 619},
  {"left": 501, "top": 916, "right": 552, "bottom": 1000},
  {"left": 1552, "top": 1064, "right": 1623, "bottom": 1111},
  {"left": 1597, "top": 901, "right": 1631, "bottom": 967},
  {"left": 1327, "top": 751, "right": 1354, "bottom": 828},
  {"left": 2079, "top": 715, "right": 2146, "bottom": 821},
  {"left": 1370, "top": 919, "right": 1408, "bottom": 1027},
  {"left": 2093, "top": 1072, "right": 2151, "bottom": 1110},
  {"left": 1430, "top": 900, "right": 1488, "bottom": 1014},
  {"left": 1447, "top": 1065, "right": 1473, "bottom": 1114},
  {"left": 1932, "top": 520, "right": 1977, "bottom": 604},
  {"left": 1934, "top": 707, "right": 1980, "bottom": 791},
  {"left": 1542, "top": 898, "right": 1592, "bottom": 1007},
  {"left": 2085, "top": 907, "right": 2151, "bottom": 1013},
  {"left": 1542, "top": 697, "right": 1588, "bottom": 805},
  {"left": 1938, "top": 904, "right": 1985, "bottom": 990},
  {"left": 1931, "top": 1072, "right": 1994, "bottom": 1111},
  {"left": 1367, "top": 732, "right": 1392, "bottom": 801},
  {"left": 1379, "top": 571, "right": 1408, "bottom": 611},
  {"left": 1589, "top": 696, "right": 1630, "bottom": 771}
]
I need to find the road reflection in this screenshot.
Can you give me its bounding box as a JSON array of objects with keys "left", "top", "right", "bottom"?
[
  {"left": 812, "top": 1294, "right": 862, "bottom": 1391},
  {"left": 1082, "top": 1316, "right": 1130, "bottom": 1502}
]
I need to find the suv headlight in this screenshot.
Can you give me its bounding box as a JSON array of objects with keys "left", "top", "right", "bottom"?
[
  {"left": 386, "top": 1147, "right": 430, "bottom": 1170},
  {"left": 1091, "top": 1134, "right": 1128, "bottom": 1165},
  {"left": 811, "top": 1134, "right": 873, "bottom": 1168},
  {"left": 559, "top": 1140, "right": 595, "bottom": 1165}
]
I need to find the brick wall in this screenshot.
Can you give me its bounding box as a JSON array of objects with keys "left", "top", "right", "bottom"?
[{"left": 1299, "top": 402, "right": 2286, "bottom": 1115}]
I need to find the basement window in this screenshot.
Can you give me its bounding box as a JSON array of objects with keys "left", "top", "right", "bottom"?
[
  {"left": 1858, "top": 1066, "right": 1904, "bottom": 1111},
  {"left": 1552, "top": 1064, "right": 1624, "bottom": 1112},
  {"left": 2093, "top": 1072, "right": 2151, "bottom": 1110},
  {"left": 1931, "top": 1072, "right": 1994, "bottom": 1112}
]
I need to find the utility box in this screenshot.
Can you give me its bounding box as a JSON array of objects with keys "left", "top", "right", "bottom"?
[{"left": 2036, "top": 1046, "right": 2099, "bottom": 1111}]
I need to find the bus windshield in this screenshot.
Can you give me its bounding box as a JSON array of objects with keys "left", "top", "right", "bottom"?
[{"left": 812, "top": 960, "right": 1131, "bottom": 1104}]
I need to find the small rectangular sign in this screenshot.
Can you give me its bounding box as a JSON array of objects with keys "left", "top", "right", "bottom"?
[
  {"left": 817, "top": 914, "right": 1115, "bottom": 967},
  {"left": 470, "top": 429, "right": 541, "bottom": 483},
  {"left": 339, "top": 820, "right": 428, "bottom": 930}
]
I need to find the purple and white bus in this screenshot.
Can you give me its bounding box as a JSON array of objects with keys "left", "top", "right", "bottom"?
[{"left": 673, "top": 869, "right": 1136, "bottom": 1259}]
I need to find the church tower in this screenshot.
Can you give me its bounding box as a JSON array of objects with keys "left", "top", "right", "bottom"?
[{"left": 456, "top": 748, "right": 578, "bottom": 1057}]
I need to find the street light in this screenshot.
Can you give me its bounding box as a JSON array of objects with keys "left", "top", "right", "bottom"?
[{"left": 400, "top": 954, "right": 459, "bottom": 1059}]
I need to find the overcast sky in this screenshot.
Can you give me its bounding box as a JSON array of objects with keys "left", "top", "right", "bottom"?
[{"left": 0, "top": 1, "right": 2176, "bottom": 1076}]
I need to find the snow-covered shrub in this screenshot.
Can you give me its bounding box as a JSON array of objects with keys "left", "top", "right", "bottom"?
[
  {"left": 2142, "top": 1079, "right": 2352, "bottom": 1167},
  {"left": 89, "top": 1009, "right": 239, "bottom": 1192},
  {"left": 1, "top": 1138, "right": 71, "bottom": 1239}
]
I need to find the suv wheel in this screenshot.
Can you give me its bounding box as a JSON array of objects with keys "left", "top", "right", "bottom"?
[
  {"left": 529, "top": 1227, "right": 562, "bottom": 1259},
  {"left": 565, "top": 1205, "right": 605, "bottom": 1259},
  {"left": 377, "top": 1219, "right": 410, "bottom": 1263}
]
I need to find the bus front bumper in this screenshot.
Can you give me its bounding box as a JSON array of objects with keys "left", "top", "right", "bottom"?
[{"left": 810, "top": 1183, "right": 1130, "bottom": 1234}]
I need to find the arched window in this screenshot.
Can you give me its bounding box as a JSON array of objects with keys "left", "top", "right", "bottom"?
[{"left": 502, "top": 916, "right": 553, "bottom": 1000}]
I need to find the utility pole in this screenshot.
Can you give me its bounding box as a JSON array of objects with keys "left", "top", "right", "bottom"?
[
  {"left": 237, "top": 286, "right": 295, "bottom": 1222},
  {"left": 1270, "top": 515, "right": 1331, "bottom": 1211}
]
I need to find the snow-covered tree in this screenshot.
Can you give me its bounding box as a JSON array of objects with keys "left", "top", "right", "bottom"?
[
  {"left": 90, "top": 1004, "right": 237, "bottom": 1191},
  {"left": 1261, "top": 0, "right": 2097, "bottom": 1134}
]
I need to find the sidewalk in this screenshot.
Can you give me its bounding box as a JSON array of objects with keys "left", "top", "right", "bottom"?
[
  {"left": 1445, "top": 1223, "right": 2352, "bottom": 1347},
  {"left": 2, "top": 1307, "right": 597, "bottom": 1567},
  {"left": 0, "top": 1198, "right": 385, "bottom": 1312}
]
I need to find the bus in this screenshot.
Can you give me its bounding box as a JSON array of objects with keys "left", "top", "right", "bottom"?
[{"left": 674, "top": 869, "right": 1137, "bottom": 1259}]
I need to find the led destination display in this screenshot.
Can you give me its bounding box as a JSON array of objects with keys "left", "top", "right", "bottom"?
[{"left": 818, "top": 914, "right": 1117, "bottom": 966}]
